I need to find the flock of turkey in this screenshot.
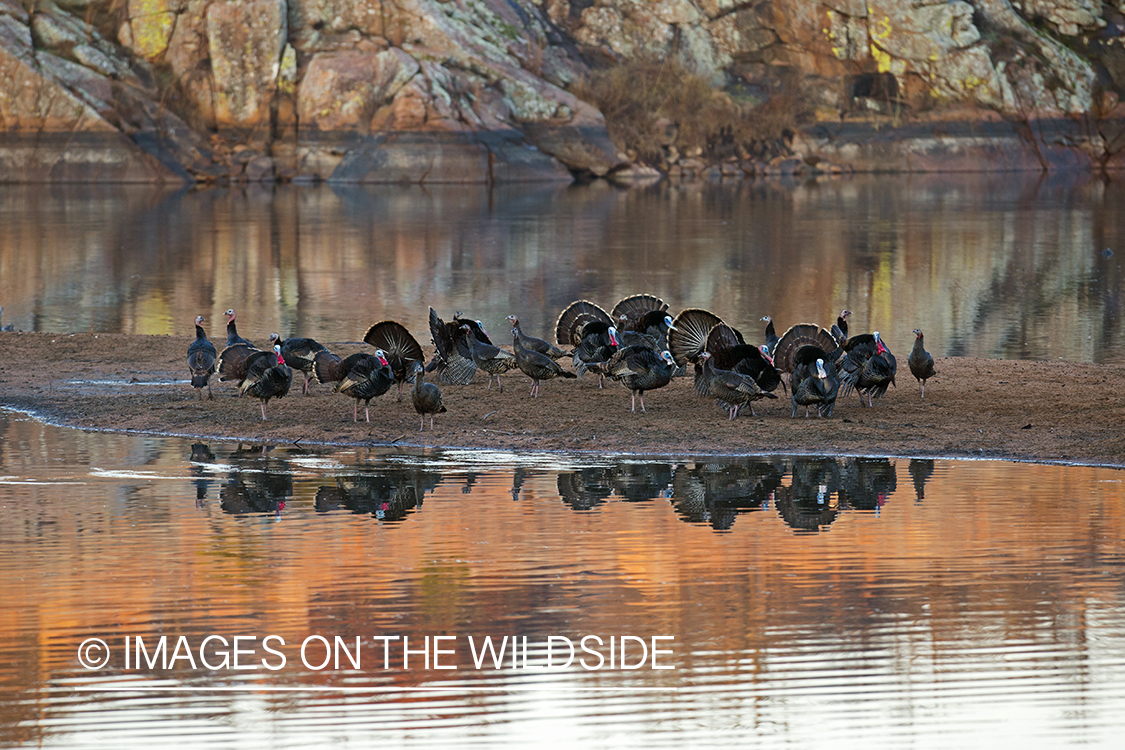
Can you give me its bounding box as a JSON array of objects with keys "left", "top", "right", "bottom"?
[{"left": 187, "top": 296, "right": 938, "bottom": 429}]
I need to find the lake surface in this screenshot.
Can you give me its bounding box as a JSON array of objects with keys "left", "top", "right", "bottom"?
[
  {"left": 1, "top": 174, "right": 1124, "bottom": 362},
  {"left": 1, "top": 409, "right": 1123, "bottom": 748},
  {"left": 2, "top": 176, "right": 1124, "bottom": 747}
]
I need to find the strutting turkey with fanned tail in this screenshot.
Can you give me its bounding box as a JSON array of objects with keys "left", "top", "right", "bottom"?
[
  {"left": 239, "top": 344, "right": 292, "bottom": 420},
  {"left": 556, "top": 300, "right": 619, "bottom": 387},
  {"left": 187, "top": 315, "right": 217, "bottom": 399},
  {"left": 771, "top": 323, "right": 842, "bottom": 418},
  {"left": 838, "top": 331, "right": 897, "bottom": 407},
  {"left": 611, "top": 294, "right": 676, "bottom": 349},
  {"left": 771, "top": 323, "right": 843, "bottom": 375},
  {"left": 268, "top": 333, "right": 327, "bottom": 395},
  {"left": 789, "top": 347, "right": 840, "bottom": 418},
  {"left": 363, "top": 320, "right": 424, "bottom": 401},
  {"left": 669, "top": 309, "right": 783, "bottom": 408}
]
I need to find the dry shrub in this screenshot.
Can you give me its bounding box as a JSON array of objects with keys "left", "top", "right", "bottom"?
[{"left": 572, "top": 59, "right": 806, "bottom": 164}]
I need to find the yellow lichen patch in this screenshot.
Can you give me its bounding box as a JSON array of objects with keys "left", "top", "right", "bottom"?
[
  {"left": 871, "top": 43, "right": 892, "bottom": 73},
  {"left": 277, "top": 45, "right": 297, "bottom": 96},
  {"left": 129, "top": 3, "right": 175, "bottom": 60}
]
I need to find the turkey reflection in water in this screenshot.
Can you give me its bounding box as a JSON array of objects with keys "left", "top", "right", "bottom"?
[{"left": 2, "top": 411, "right": 1125, "bottom": 748}]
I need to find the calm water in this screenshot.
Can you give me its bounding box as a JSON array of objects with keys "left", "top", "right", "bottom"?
[
  {"left": 2, "top": 177, "right": 1125, "bottom": 747},
  {"left": 1, "top": 174, "right": 1124, "bottom": 362},
  {"left": 1, "top": 409, "right": 1123, "bottom": 748}
]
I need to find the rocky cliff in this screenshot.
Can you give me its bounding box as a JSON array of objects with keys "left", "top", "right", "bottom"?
[{"left": 1, "top": 0, "right": 1123, "bottom": 182}]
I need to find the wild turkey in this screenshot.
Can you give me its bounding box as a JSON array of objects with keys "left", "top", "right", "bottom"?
[
  {"left": 216, "top": 342, "right": 260, "bottom": 387},
  {"left": 789, "top": 347, "right": 839, "bottom": 418},
  {"left": 668, "top": 308, "right": 726, "bottom": 367},
  {"left": 187, "top": 315, "right": 217, "bottom": 399},
  {"left": 461, "top": 324, "right": 517, "bottom": 390},
  {"left": 508, "top": 315, "right": 566, "bottom": 360},
  {"left": 555, "top": 300, "right": 613, "bottom": 347},
  {"left": 830, "top": 310, "right": 852, "bottom": 347},
  {"left": 704, "top": 322, "right": 783, "bottom": 396},
  {"left": 334, "top": 350, "right": 394, "bottom": 422},
  {"left": 268, "top": 333, "right": 327, "bottom": 395},
  {"left": 571, "top": 323, "right": 619, "bottom": 387},
  {"left": 363, "top": 320, "right": 424, "bottom": 401},
  {"left": 761, "top": 316, "right": 779, "bottom": 356},
  {"left": 240, "top": 344, "right": 292, "bottom": 420},
  {"left": 512, "top": 326, "right": 576, "bottom": 397},
  {"left": 908, "top": 329, "right": 936, "bottom": 399},
  {"left": 611, "top": 294, "right": 669, "bottom": 332},
  {"left": 605, "top": 347, "right": 677, "bottom": 412},
  {"left": 839, "top": 331, "right": 897, "bottom": 407},
  {"left": 771, "top": 323, "right": 841, "bottom": 374},
  {"left": 411, "top": 361, "right": 446, "bottom": 430},
  {"left": 224, "top": 309, "right": 254, "bottom": 348},
  {"left": 426, "top": 308, "right": 485, "bottom": 385},
  {"left": 698, "top": 351, "right": 778, "bottom": 419},
  {"left": 670, "top": 309, "right": 780, "bottom": 401}
]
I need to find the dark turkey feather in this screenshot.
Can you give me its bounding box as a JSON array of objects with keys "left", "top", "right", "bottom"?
[
  {"left": 668, "top": 308, "right": 723, "bottom": 365},
  {"left": 364, "top": 320, "right": 424, "bottom": 398},
  {"left": 427, "top": 308, "right": 478, "bottom": 385},
  {"left": 772, "top": 324, "right": 838, "bottom": 374},
  {"left": 217, "top": 343, "right": 260, "bottom": 385},
  {"left": 555, "top": 300, "right": 613, "bottom": 346},
  {"left": 611, "top": 294, "right": 667, "bottom": 329}
]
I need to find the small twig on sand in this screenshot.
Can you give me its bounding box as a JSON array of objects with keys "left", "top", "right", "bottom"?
[
  {"left": 482, "top": 411, "right": 497, "bottom": 421},
  {"left": 389, "top": 434, "right": 406, "bottom": 444}
]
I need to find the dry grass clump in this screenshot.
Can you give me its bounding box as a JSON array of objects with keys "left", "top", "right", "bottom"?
[{"left": 572, "top": 59, "right": 806, "bottom": 165}]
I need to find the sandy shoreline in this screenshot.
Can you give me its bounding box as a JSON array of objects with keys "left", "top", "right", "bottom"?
[{"left": 1, "top": 332, "right": 1123, "bottom": 467}]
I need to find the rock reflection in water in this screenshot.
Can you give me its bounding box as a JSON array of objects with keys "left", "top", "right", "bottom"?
[{"left": 314, "top": 468, "right": 440, "bottom": 522}]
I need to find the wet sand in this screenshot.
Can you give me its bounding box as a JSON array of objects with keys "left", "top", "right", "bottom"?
[{"left": 1, "top": 332, "right": 1123, "bottom": 466}]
